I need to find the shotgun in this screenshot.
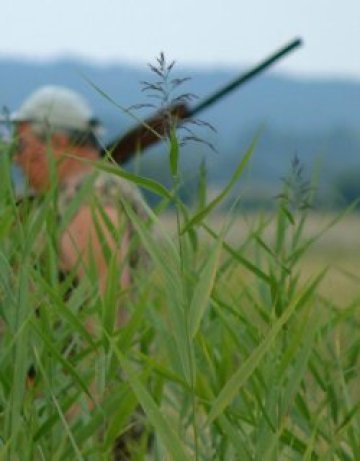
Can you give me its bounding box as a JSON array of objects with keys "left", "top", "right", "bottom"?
[{"left": 103, "top": 37, "right": 303, "bottom": 164}]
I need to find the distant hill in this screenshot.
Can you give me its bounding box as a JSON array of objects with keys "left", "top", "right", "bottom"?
[{"left": 1, "top": 57, "right": 360, "bottom": 206}]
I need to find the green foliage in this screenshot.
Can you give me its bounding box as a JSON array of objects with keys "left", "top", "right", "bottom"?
[{"left": 1, "top": 119, "right": 360, "bottom": 461}]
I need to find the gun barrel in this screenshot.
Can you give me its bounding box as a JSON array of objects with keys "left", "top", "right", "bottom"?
[{"left": 188, "top": 37, "right": 303, "bottom": 117}]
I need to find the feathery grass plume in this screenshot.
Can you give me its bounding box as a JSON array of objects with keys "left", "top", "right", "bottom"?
[
  {"left": 130, "top": 52, "right": 216, "bottom": 157},
  {"left": 277, "top": 154, "right": 314, "bottom": 217}
]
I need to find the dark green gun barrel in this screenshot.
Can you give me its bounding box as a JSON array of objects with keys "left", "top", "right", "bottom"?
[{"left": 188, "top": 37, "right": 303, "bottom": 117}]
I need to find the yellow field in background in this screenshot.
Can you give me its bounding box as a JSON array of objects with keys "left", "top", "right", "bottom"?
[{"left": 159, "top": 212, "right": 360, "bottom": 304}]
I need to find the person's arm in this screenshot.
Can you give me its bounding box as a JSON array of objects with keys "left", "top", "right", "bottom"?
[{"left": 59, "top": 204, "right": 130, "bottom": 330}]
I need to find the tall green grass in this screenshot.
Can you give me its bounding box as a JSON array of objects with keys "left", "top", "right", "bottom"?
[{"left": 0, "top": 129, "right": 359, "bottom": 461}]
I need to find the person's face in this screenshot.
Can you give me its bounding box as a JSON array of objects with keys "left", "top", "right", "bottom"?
[
  {"left": 13, "top": 122, "right": 51, "bottom": 192},
  {"left": 13, "top": 122, "right": 98, "bottom": 192}
]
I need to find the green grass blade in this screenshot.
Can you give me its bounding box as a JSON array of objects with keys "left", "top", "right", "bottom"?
[
  {"left": 181, "top": 138, "right": 257, "bottom": 233},
  {"left": 108, "top": 336, "right": 192, "bottom": 461},
  {"left": 4, "top": 259, "right": 31, "bottom": 459},
  {"left": 169, "top": 127, "right": 179, "bottom": 177},
  {"left": 31, "top": 321, "right": 93, "bottom": 400},
  {"left": 203, "top": 223, "right": 271, "bottom": 284},
  {"left": 33, "top": 347, "right": 84, "bottom": 461},
  {"left": 188, "top": 238, "right": 222, "bottom": 338},
  {"left": 207, "top": 270, "right": 326, "bottom": 424},
  {"left": 92, "top": 159, "right": 173, "bottom": 200}
]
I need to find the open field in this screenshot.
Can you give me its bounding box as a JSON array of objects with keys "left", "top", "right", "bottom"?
[{"left": 160, "top": 212, "right": 360, "bottom": 304}]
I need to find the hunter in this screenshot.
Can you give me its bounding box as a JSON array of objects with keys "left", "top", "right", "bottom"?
[{"left": 10, "top": 85, "right": 147, "bottom": 330}]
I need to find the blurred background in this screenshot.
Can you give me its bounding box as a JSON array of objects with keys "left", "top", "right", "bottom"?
[{"left": 1, "top": 0, "right": 359, "bottom": 209}]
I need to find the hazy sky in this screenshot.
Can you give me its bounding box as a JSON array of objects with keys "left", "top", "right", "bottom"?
[{"left": 1, "top": 0, "right": 359, "bottom": 80}]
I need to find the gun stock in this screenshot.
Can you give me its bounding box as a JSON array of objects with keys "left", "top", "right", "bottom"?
[
  {"left": 103, "top": 37, "right": 302, "bottom": 164},
  {"left": 102, "top": 102, "right": 190, "bottom": 164}
]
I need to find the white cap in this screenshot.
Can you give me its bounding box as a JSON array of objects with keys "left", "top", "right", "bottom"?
[{"left": 10, "top": 85, "right": 99, "bottom": 133}]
